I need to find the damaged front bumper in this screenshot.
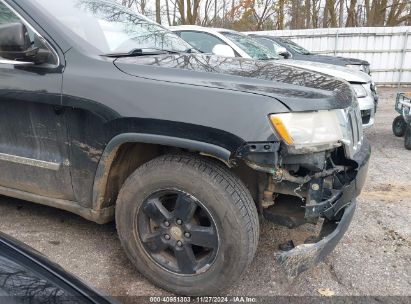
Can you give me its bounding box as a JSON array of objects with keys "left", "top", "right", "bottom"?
[
  {"left": 275, "top": 139, "right": 370, "bottom": 278},
  {"left": 276, "top": 201, "right": 356, "bottom": 279}
]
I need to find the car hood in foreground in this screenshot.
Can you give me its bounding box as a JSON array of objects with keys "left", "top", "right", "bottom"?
[
  {"left": 114, "top": 53, "right": 355, "bottom": 112},
  {"left": 280, "top": 60, "right": 372, "bottom": 83},
  {"left": 0, "top": 232, "right": 117, "bottom": 304}
]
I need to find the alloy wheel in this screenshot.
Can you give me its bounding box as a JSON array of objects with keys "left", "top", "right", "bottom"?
[{"left": 136, "top": 189, "right": 219, "bottom": 275}]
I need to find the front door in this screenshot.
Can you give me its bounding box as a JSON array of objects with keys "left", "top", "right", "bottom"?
[{"left": 0, "top": 1, "right": 73, "bottom": 200}]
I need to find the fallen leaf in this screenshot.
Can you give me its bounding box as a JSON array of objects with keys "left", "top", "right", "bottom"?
[{"left": 317, "top": 288, "right": 335, "bottom": 297}]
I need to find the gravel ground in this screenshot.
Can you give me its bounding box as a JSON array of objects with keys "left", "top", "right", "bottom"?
[{"left": 0, "top": 87, "right": 410, "bottom": 300}]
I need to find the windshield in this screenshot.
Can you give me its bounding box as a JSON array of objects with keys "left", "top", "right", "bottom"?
[
  {"left": 31, "top": 0, "right": 193, "bottom": 54},
  {"left": 221, "top": 32, "right": 279, "bottom": 60},
  {"left": 279, "top": 38, "right": 311, "bottom": 55}
]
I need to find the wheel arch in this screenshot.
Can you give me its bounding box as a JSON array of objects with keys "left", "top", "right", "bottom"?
[{"left": 91, "top": 133, "right": 235, "bottom": 213}]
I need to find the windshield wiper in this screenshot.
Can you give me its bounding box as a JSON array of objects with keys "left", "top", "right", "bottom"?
[
  {"left": 185, "top": 47, "right": 200, "bottom": 53},
  {"left": 260, "top": 56, "right": 279, "bottom": 61},
  {"left": 102, "top": 48, "right": 181, "bottom": 58}
]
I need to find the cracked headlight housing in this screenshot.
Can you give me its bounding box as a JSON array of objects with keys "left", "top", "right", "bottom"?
[
  {"left": 269, "top": 110, "right": 350, "bottom": 152},
  {"left": 346, "top": 64, "right": 370, "bottom": 75},
  {"left": 351, "top": 84, "right": 367, "bottom": 98}
]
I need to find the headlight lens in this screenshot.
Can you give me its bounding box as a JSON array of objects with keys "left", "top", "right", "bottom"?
[
  {"left": 346, "top": 64, "right": 371, "bottom": 75},
  {"left": 269, "top": 110, "right": 348, "bottom": 150},
  {"left": 352, "top": 84, "right": 367, "bottom": 98},
  {"left": 346, "top": 64, "right": 364, "bottom": 72}
]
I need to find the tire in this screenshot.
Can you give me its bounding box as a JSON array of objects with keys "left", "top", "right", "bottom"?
[
  {"left": 393, "top": 115, "right": 407, "bottom": 137},
  {"left": 115, "top": 153, "right": 259, "bottom": 295},
  {"left": 405, "top": 127, "right": 411, "bottom": 150}
]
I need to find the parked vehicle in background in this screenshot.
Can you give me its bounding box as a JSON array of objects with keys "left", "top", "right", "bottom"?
[
  {"left": 172, "top": 26, "right": 378, "bottom": 128},
  {"left": 392, "top": 92, "right": 411, "bottom": 150},
  {"left": 249, "top": 34, "right": 371, "bottom": 75},
  {"left": 0, "top": 232, "right": 116, "bottom": 304},
  {"left": 1, "top": 0, "right": 369, "bottom": 295}
]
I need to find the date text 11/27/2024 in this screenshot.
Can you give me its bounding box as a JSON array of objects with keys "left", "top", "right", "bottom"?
[{"left": 149, "top": 297, "right": 257, "bottom": 303}]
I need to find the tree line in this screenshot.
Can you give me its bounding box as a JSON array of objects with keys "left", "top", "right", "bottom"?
[{"left": 119, "top": 0, "right": 411, "bottom": 30}]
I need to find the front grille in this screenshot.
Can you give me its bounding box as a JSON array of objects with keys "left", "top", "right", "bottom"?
[
  {"left": 364, "top": 65, "right": 371, "bottom": 75},
  {"left": 361, "top": 109, "right": 371, "bottom": 125},
  {"left": 370, "top": 83, "right": 378, "bottom": 103},
  {"left": 370, "top": 83, "right": 376, "bottom": 93},
  {"left": 346, "top": 107, "right": 363, "bottom": 158}
]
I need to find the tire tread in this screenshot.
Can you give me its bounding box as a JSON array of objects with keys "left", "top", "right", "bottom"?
[{"left": 116, "top": 153, "right": 259, "bottom": 294}]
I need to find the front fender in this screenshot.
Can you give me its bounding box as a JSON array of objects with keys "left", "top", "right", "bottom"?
[{"left": 91, "top": 133, "right": 235, "bottom": 211}]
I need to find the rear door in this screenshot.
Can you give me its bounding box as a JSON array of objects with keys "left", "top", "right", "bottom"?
[{"left": 0, "top": 1, "right": 73, "bottom": 200}]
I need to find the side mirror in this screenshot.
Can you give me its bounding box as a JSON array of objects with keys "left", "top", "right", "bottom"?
[
  {"left": 0, "top": 23, "right": 38, "bottom": 62},
  {"left": 276, "top": 46, "right": 291, "bottom": 59},
  {"left": 212, "top": 44, "right": 236, "bottom": 58}
]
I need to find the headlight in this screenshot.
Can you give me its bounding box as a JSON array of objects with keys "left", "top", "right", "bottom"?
[
  {"left": 371, "top": 82, "right": 377, "bottom": 93},
  {"left": 269, "top": 110, "right": 348, "bottom": 151},
  {"left": 346, "top": 64, "right": 371, "bottom": 74},
  {"left": 346, "top": 64, "right": 364, "bottom": 72},
  {"left": 351, "top": 84, "right": 367, "bottom": 98}
]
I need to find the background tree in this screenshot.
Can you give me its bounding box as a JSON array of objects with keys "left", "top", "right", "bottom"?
[
  {"left": 117, "top": 0, "right": 411, "bottom": 30},
  {"left": 155, "top": 0, "right": 161, "bottom": 23}
]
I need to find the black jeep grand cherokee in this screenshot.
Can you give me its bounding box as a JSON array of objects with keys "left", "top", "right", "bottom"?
[{"left": 0, "top": 0, "right": 369, "bottom": 296}]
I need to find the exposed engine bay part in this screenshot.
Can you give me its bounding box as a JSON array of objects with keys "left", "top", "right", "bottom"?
[
  {"left": 260, "top": 144, "right": 363, "bottom": 227},
  {"left": 272, "top": 167, "right": 346, "bottom": 184},
  {"left": 261, "top": 176, "right": 275, "bottom": 209},
  {"left": 235, "top": 142, "right": 280, "bottom": 173},
  {"left": 263, "top": 195, "right": 312, "bottom": 228},
  {"left": 268, "top": 141, "right": 369, "bottom": 279}
]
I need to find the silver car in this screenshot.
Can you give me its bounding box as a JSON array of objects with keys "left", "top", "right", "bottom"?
[{"left": 171, "top": 25, "right": 378, "bottom": 128}]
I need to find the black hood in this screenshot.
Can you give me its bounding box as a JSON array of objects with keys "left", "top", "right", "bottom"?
[
  {"left": 249, "top": 35, "right": 369, "bottom": 67},
  {"left": 299, "top": 53, "right": 369, "bottom": 66},
  {"left": 114, "top": 53, "right": 355, "bottom": 112}
]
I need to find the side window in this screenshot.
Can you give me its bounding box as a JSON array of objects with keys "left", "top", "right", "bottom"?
[
  {"left": 0, "top": 2, "right": 19, "bottom": 24},
  {"left": 256, "top": 38, "right": 279, "bottom": 53},
  {"left": 271, "top": 41, "right": 285, "bottom": 53},
  {"left": 178, "top": 31, "right": 226, "bottom": 53}
]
